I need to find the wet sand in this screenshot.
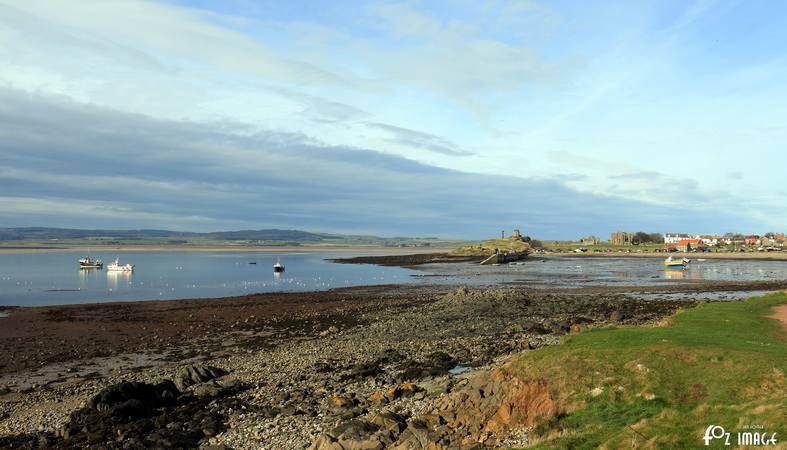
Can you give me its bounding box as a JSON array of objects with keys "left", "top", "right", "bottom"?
[{"left": 0, "top": 284, "right": 438, "bottom": 376}]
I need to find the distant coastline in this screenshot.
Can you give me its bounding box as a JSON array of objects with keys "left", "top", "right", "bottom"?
[
  {"left": 4, "top": 245, "right": 787, "bottom": 262},
  {"left": 0, "top": 244, "right": 453, "bottom": 254}
]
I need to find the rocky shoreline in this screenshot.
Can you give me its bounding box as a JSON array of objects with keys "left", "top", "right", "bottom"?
[{"left": 0, "top": 279, "right": 776, "bottom": 449}]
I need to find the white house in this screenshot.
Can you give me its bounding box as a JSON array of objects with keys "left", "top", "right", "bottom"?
[
  {"left": 664, "top": 233, "right": 696, "bottom": 244},
  {"left": 700, "top": 235, "right": 721, "bottom": 246}
]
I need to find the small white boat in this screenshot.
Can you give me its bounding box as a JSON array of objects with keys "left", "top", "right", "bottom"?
[
  {"left": 107, "top": 257, "right": 134, "bottom": 272},
  {"left": 273, "top": 259, "right": 285, "bottom": 273}
]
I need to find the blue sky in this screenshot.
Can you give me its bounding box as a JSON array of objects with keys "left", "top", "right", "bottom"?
[{"left": 0, "top": 0, "right": 784, "bottom": 239}]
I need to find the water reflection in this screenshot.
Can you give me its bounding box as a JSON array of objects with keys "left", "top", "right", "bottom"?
[
  {"left": 107, "top": 270, "right": 133, "bottom": 291},
  {"left": 663, "top": 269, "right": 685, "bottom": 279},
  {"left": 78, "top": 267, "right": 102, "bottom": 283},
  {"left": 0, "top": 251, "right": 423, "bottom": 306},
  {"left": 429, "top": 256, "right": 787, "bottom": 288}
]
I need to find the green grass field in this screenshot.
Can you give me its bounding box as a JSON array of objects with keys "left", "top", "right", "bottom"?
[{"left": 510, "top": 293, "right": 787, "bottom": 449}]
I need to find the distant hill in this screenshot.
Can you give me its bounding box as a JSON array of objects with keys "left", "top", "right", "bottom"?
[
  {"left": 0, "top": 227, "right": 337, "bottom": 242},
  {"left": 0, "top": 227, "right": 459, "bottom": 248},
  {"left": 205, "top": 229, "right": 333, "bottom": 241},
  {"left": 0, "top": 227, "right": 193, "bottom": 241}
]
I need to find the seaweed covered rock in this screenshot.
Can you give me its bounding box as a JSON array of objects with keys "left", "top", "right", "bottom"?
[
  {"left": 86, "top": 380, "right": 179, "bottom": 419},
  {"left": 174, "top": 364, "right": 228, "bottom": 391},
  {"left": 35, "top": 372, "right": 238, "bottom": 450}
]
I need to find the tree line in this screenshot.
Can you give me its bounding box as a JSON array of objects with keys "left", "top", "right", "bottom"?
[{"left": 632, "top": 232, "right": 664, "bottom": 244}]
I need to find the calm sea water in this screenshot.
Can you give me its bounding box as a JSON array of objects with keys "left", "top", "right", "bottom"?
[
  {"left": 1, "top": 252, "right": 786, "bottom": 306},
  {"left": 0, "top": 251, "right": 420, "bottom": 306}
]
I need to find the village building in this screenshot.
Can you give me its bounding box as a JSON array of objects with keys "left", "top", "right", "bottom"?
[
  {"left": 700, "top": 235, "right": 721, "bottom": 246},
  {"left": 664, "top": 233, "right": 697, "bottom": 244},
  {"left": 760, "top": 235, "right": 778, "bottom": 247},
  {"left": 745, "top": 235, "right": 761, "bottom": 246},
  {"left": 666, "top": 239, "right": 707, "bottom": 252},
  {"left": 581, "top": 235, "right": 601, "bottom": 245}
]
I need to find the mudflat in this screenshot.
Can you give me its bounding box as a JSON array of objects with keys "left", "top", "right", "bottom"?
[{"left": 329, "top": 252, "right": 485, "bottom": 266}]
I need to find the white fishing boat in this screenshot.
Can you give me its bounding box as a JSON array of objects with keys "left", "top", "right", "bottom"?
[
  {"left": 273, "top": 259, "right": 285, "bottom": 273},
  {"left": 107, "top": 257, "right": 134, "bottom": 272}
]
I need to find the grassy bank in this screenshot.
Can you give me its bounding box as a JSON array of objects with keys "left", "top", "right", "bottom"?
[
  {"left": 451, "top": 237, "right": 531, "bottom": 256},
  {"left": 510, "top": 293, "right": 787, "bottom": 449}
]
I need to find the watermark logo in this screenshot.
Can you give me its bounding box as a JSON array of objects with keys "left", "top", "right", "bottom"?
[{"left": 703, "top": 424, "right": 778, "bottom": 446}]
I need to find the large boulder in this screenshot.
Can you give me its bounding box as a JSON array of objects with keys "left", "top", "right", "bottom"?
[
  {"left": 174, "top": 364, "right": 227, "bottom": 391},
  {"left": 50, "top": 370, "right": 236, "bottom": 449},
  {"left": 310, "top": 413, "right": 408, "bottom": 450},
  {"left": 87, "top": 380, "right": 179, "bottom": 420},
  {"left": 397, "top": 352, "right": 456, "bottom": 381}
]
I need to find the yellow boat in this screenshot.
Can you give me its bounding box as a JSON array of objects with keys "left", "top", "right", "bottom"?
[{"left": 664, "top": 257, "right": 690, "bottom": 268}]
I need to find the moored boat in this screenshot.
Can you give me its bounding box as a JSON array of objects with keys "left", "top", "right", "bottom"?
[
  {"left": 79, "top": 256, "right": 103, "bottom": 268},
  {"left": 663, "top": 256, "right": 689, "bottom": 269},
  {"left": 107, "top": 257, "right": 134, "bottom": 271},
  {"left": 273, "top": 259, "right": 285, "bottom": 273}
]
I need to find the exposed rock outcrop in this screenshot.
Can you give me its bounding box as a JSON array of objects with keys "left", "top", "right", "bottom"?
[{"left": 311, "top": 367, "right": 558, "bottom": 449}]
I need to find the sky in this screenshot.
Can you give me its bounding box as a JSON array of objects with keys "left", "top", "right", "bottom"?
[{"left": 0, "top": 0, "right": 784, "bottom": 239}]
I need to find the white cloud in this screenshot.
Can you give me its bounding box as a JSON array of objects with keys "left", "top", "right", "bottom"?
[
  {"left": 0, "top": 0, "right": 783, "bottom": 235},
  {"left": 2, "top": 88, "right": 765, "bottom": 237}
]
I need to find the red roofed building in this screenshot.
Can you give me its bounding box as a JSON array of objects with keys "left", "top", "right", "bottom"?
[{"left": 666, "top": 239, "right": 707, "bottom": 252}]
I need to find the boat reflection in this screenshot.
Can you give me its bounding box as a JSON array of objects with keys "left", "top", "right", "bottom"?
[
  {"left": 664, "top": 269, "right": 685, "bottom": 279},
  {"left": 78, "top": 267, "right": 101, "bottom": 283},
  {"left": 664, "top": 267, "right": 706, "bottom": 280},
  {"left": 107, "top": 270, "right": 133, "bottom": 290}
]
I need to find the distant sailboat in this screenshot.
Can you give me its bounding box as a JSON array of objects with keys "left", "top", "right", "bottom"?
[{"left": 273, "top": 259, "right": 285, "bottom": 273}]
